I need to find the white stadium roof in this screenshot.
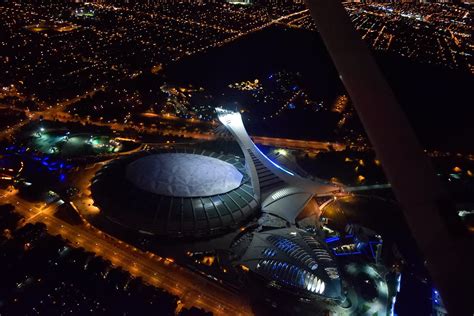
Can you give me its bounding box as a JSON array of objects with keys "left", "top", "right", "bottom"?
[{"left": 126, "top": 153, "right": 243, "bottom": 197}]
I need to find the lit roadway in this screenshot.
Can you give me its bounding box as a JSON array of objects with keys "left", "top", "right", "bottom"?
[
  {"left": 1, "top": 188, "right": 252, "bottom": 316},
  {"left": 252, "top": 136, "right": 346, "bottom": 152},
  {"left": 0, "top": 87, "right": 105, "bottom": 141},
  {"left": 47, "top": 112, "right": 347, "bottom": 151},
  {"left": 0, "top": 77, "right": 348, "bottom": 153},
  {"left": 91, "top": 2, "right": 310, "bottom": 52},
  {"left": 0, "top": 91, "right": 348, "bottom": 153}
]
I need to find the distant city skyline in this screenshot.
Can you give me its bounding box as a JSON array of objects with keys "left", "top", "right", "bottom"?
[{"left": 0, "top": 1, "right": 471, "bottom": 315}]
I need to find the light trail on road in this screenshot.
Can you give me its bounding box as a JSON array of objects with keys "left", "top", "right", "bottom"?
[
  {"left": 252, "top": 136, "right": 346, "bottom": 152},
  {"left": 2, "top": 190, "right": 253, "bottom": 316}
]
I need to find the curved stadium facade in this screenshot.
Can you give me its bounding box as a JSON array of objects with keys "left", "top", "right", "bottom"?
[
  {"left": 91, "top": 109, "right": 344, "bottom": 305},
  {"left": 231, "top": 227, "right": 342, "bottom": 300},
  {"left": 92, "top": 147, "right": 258, "bottom": 237}
]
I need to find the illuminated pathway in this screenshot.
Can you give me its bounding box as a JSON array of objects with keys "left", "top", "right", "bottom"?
[
  {"left": 0, "top": 92, "right": 349, "bottom": 152},
  {"left": 252, "top": 136, "right": 346, "bottom": 152},
  {"left": 273, "top": 9, "right": 309, "bottom": 23},
  {"left": 89, "top": 3, "right": 310, "bottom": 60},
  {"left": 2, "top": 189, "right": 252, "bottom": 316}
]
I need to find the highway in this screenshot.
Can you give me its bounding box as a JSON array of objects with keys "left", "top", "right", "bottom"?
[
  {"left": 1, "top": 188, "right": 253, "bottom": 316},
  {"left": 0, "top": 88, "right": 349, "bottom": 154},
  {"left": 0, "top": 75, "right": 350, "bottom": 155},
  {"left": 252, "top": 135, "right": 346, "bottom": 152},
  {"left": 47, "top": 113, "right": 346, "bottom": 151}
]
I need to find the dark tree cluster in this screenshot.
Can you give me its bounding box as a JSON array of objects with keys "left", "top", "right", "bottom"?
[{"left": 0, "top": 206, "right": 179, "bottom": 315}]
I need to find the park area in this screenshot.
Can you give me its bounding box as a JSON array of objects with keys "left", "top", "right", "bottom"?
[{"left": 26, "top": 128, "right": 137, "bottom": 158}]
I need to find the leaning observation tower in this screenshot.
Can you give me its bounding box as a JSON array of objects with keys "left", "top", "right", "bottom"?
[{"left": 216, "top": 108, "right": 340, "bottom": 226}]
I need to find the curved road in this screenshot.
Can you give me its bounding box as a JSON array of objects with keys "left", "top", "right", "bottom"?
[{"left": 2, "top": 189, "right": 253, "bottom": 316}]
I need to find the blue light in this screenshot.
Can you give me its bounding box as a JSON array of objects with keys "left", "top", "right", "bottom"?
[
  {"left": 397, "top": 274, "right": 401, "bottom": 292},
  {"left": 254, "top": 145, "right": 294, "bottom": 176},
  {"left": 432, "top": 288, "right": 444, "bottom": 308},
  {"left": 333, "top": 251, "right": 361, "bottom": 256},
  {"left": 325, "top": 236, "right": 340, "bottom": 243},
  {"left": 369, "top": 240, "right": 382, "bottom": 244},
  {"left": 390, "top": 296, "right": 396, "bottom": 316},
  {"left": 369, "top": 243, "right": 376, "bottom": 259}
]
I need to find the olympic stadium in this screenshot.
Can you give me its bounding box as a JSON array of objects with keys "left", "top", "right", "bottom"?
[
  {"left": 91, "top": 147, "right": 258, "bottom": 237},
  {"left": 88, "top": 109, "right": 385, "bottom": 310},
  {"left": 91, "top": 109, "right": 339, "bottom": 237}
]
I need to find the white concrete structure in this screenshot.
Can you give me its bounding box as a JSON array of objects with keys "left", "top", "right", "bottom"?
[
  {"left": 126, "top": 153, "right": 243, "bottom": 197},
  {"left": 216, "top": 108, "right": 340, "bottom": 223}
]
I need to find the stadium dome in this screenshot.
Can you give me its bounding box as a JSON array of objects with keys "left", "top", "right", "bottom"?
[
  {"left": 126, "top": 153, "right": 243, "bottom": 197},
  {"left": 91, "top": 147, "right": 259, "bottom": 237}
]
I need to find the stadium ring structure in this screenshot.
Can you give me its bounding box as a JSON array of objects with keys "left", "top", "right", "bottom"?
[{"left": 91, "top": 147, "right": 259, "bottom": 237}]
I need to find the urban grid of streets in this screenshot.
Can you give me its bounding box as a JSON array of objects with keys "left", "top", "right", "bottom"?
[
  {"left": 0, "top": 84, "right": 346, "bottom": 314},
  {"left": 2, "top": 1, "right": 471, "bottom": 314}
]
